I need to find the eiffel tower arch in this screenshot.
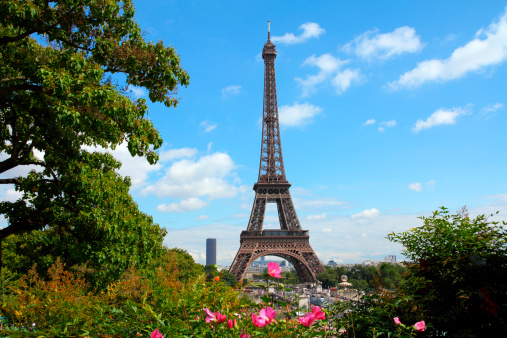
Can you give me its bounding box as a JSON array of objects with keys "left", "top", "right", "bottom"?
[{"left": 229, "top": 22, "right": 326, "bottom": 283}]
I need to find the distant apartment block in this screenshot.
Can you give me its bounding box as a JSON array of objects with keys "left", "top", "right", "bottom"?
[{"left": 385, "top": 255, "right": 396, "bottom": 263}]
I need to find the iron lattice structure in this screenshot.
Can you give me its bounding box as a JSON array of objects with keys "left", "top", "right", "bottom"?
[{"left": 229, "top": 24, "right": 325, "bottom": 283}]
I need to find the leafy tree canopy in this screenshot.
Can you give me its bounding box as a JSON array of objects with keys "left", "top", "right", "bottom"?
[
  {"left": 388, "top": 207, "right": 507, "bottom": 336},
  {"left": 0, "top": 0, "right": 189, "bottom": 242},
  {"left": 3, "top": 157, "right": 167, "bottom": 288}
]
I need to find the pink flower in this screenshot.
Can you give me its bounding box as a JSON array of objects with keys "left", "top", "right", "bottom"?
[
  {"left": 260, "top": 306, "right": 277, "bottom": 324},
  {"left": 204, "top": 308, "right": 216, "bottom": 323},
  {"left": 394, "top": 317, "right": 401, "bottom": 325},
  {"left": 240, "top": 334, "right": 250, "bottom": 338},
  {"left": 298, "top": 312, "right": 315, "bottom": 327},
  {"left": 216, "top": 312, "right": 227, "bottom": 324},
  {"left": 251, "top": 312, "right": 267, "bottom": 327},
  {"left": 312, "top": 306, "right": 326, "bottom": 320},
  {"left": 267, "top": 262, "right": 281, "bottom": 278},
  {"left": 227, "top": 319, "right": 237, "bottom": 329},
  {"left": 150, "top": 329, "right": 164, "bottom": 338},
  {"left": 413, "top": 320, "right": 426, "bottom": 332}
]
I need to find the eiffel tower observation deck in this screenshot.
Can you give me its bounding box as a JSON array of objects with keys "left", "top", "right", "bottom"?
[{"left": 229, "top": 22, "right": 326, "bottom": 283}]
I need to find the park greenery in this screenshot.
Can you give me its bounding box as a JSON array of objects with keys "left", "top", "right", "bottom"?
[
  {"left": 1, "top": 1, "right": 507, "bottom": 337},
  {"left": 317, "top": 263, "right": 407, "bottom": 290}
]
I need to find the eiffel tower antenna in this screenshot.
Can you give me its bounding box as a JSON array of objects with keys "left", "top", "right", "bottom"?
[
  {"left": 229, "top": 23, "right": 325, "bottom": 283},
  {"left": 267, "top": 20, "right": 271, "bottom": 42}
]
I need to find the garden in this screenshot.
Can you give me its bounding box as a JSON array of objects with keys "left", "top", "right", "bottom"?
[
  {"left": 1, "top": 1, "right": 506, "bottom": 337},
  {"left": 1, "top": 208, "right": 506, "bottom": 337}
]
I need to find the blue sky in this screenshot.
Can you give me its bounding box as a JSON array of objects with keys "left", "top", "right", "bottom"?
[{"left": 2, "top": 1, "right": 507, "bottom": 266}]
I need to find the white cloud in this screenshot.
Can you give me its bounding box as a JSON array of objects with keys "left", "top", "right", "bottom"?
[
  {"left": 408, "top": 182, "right": 422, "bottom": 192},
  {"left": 425, "top": 180, "right": 436, "bottom": 190},
  {"left": 0, "top": 186, "right": 23, "bottom": 202},
  {"left": 321, "top": 228, "right": 333, "bottom": 233},
  {"left": 331, "top": 68, "right": 362, "bottom": 94},
  {"left": 278, "top": 102, "right": 323, "bottom": 127},
  {"left": 271, "top": 22, "right": 325, "bottom": 44},
  {"left": 200, "top": 120, "right": 217, "bottom": 133},
  {"left": 381, "top": 120, "right": 397, "bottom": 128},
  {"left": 142, "top": 152, "right": 242, "bottom": 199},
  {"left": 221, "top": 85, "right": 241, "bottom": 98},
  {"left": 408, "top": 180, "right": 435, "bottom": 192},
  {"left": 344, "top": 26, "right": 423, "bottom": 60},
  {"left": 159, "top": 148, "right": 197, "bottom": 162},
  {"left": 296, "top": 54, "right": 360, "bottom": 96},
  {"left": 195, "top": 215, "right": 209, "bottom": 220},
  {"left": 306, "top": 213, "right": 327, "bottom": 221},
  {"left": 351, "top": 208, "right": 380, "bottom": 219},
  {"left": 83, "top": 142, "right": 161, "bottom": 189},
  {"left": 390, "top": 8, "right": 507, "bottom": 88},
  {"left": 295, "top": 198, "right": 345, "bottom": 210},
  {"left": 378, "top": 120, "right": 397, "bottom": 131},
  {"left": 363, "top": 119, "right": 376, "bottom": 126},
  {"left": 480, "top": 102, "right": 504, "bottom": 119},
  {"left": 129, "top": 86, "right": 146, "bottom": 99},
  {"left": 413, "top": 106, "right": 470, "bottom": 133},
  {"left": 157, "top": 197, "right": 209, "bottom": 212}
]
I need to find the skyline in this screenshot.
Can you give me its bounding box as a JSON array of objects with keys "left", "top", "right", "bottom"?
[{"left": 1, "top": 1, "right": 507, "bottom": 266}]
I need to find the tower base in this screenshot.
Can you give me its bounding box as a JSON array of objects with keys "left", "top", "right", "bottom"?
[{"left": 229, "top": 230, "right": 325, "bottom": 282}]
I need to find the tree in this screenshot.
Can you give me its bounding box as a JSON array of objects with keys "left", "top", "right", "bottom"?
[
  {"left": 336, "top": 266, "right": 348, "bottom": 279},
  {"left": 204, "top": 264, "right": 218, "bottom": 282},
  {"left": 0, "top": 0, "right": 189, "bottom": 270},
  {"left": 388, "top": 207, "right": 507, "bottom": 336},
  {"left": 221, "top": 270, "right": 239, "bottom": 288},
  {"left": 348, "top": 265, "right": 376, "bottom": 285},
  {"left": 4, "top": 154, "right": 167, "bottom": 288},
  {"left": 317, "top": 267, "right": 338, "bottom": 288}
]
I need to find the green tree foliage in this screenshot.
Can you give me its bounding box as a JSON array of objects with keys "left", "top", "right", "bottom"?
[
  {"left": 319, "top": 264, "right": 406, "bottom": 291},
  {"left": 317, "top": 266, "right": 338, "bottom": 288},
  {"left": 221, "top": 270, "right": 239, "bottom": 288},
  {"left": 3, "top": 154, "right": 167, "bottom": 288},
  {"left": 204, "top": 264, "right": 218, "bottom": 282},
  {"left": 280, "top": 269, "right": 299, "bottom": 284},
  {"left": 0, "top": 0, "right": 189, "bottom": 244},
  {"left": 388, "top": 207, "right": 507, "bottom": 336}
]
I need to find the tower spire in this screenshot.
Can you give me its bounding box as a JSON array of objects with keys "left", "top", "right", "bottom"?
[
  {"left": 268, "top": 20, "right": 271, "bottom": 42},
  {"left": 260, "top": 21, "right": 283, "bottom": 183}
]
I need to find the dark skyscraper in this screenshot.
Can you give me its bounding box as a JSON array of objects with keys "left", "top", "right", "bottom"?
[{"left": 206, "top": 238, "right": 217, "bottom": 266}]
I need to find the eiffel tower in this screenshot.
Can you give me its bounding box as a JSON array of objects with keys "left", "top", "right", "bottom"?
[{"left": 229, "top": 22, "right": 326, "bottom": 283}]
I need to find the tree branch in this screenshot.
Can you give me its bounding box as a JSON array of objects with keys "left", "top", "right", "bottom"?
[
  {"left": 58, "top": 37, "right": 93, "bottom": 52},
  {"left": 0, "top": 30, "right": 37, "bottom": 46},
  {"left": 0, "top": 84, "right": 43, "bottom": 95},
  {"left": 0, "top": 179, "right": 21, "bottom": 184},
  {"left": 20, "top": 161, "right": 46, "bottom": 167},
  {"left": 0, "top": 210, "right": 44, "bottom": 239},
  {"left": 0, "top": 77, "right": 28, "bottom": 84}
]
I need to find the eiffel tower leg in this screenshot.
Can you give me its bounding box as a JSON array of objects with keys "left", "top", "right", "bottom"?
[
  {"left": 277, "top": 195, "right": 301, "bottom": 230},
  {"left": 247, "top": 194, "right": 267, "bottom": 232},
  {"left": 283, "top": 256, "right": 311, "bottom": 282},
  {"left": 229, "top": 242, "right": 257, "bottom": 282}
]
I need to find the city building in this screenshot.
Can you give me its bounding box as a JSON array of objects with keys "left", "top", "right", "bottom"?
[
  {"left": 206, "top": 238, "right": 216, "bottom": 266},
  {"left": 385, "top": 255, "right": 396, "bottom": 263}
]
